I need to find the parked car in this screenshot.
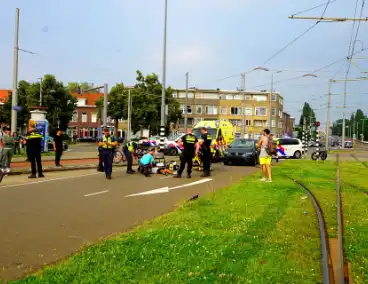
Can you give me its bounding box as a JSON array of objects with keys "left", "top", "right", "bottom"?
[
  {"left": 223, "top": 139, "right": 259, "bottom": 166},
  {"left": 77, "top": 136, "right": 97, "bottom": 143},
  {"left": 344, "top": 141, "right": 353, "bottom": 148},
  {"left": 47, "top": 137, "right": 68, "bottom": 151},
  {"left": 276, "top": 138, "right": 303, "bottom": 159}
]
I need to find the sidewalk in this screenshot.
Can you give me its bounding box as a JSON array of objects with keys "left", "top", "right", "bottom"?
[{"left": 9, "top": 152, "right": 179, "bottom": 175}]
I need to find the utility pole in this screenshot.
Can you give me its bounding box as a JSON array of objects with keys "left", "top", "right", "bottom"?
[
  {"left": 184, "top": 72, "right": 189, "bottom": 131},
  {"left": 326, "top": 79, "right": 332, "bottom": 150},
  {"left": 269, "top": 73, "right": 274, "bottom": 132},
  {"left": 39, "top": 77, "right": 43, "bottom": 106},
  {"left": 241, "top": 73, "right": 246, "bottom": 137},
  {"left": 127, "top": 89, "right": 131, "bottom": 140},
  {"left": 11, "top": 8, "right": 20, "bottom": 134},
  {"left": 103, "top": 83, "right": 108, "bottom": 127},
  {"left": 160, "top": 0, "right": 168, "bottom": 151}
]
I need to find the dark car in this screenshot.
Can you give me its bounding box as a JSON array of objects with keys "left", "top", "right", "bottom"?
[
  {"left": 223, "top": 139, "right": 259, "bottom": 166},
  {"left": 77, "top": 136, "right": 97, "bottom": 143},
  {"left": 47, "top": 137, "right": 68, "bottom": 151}
]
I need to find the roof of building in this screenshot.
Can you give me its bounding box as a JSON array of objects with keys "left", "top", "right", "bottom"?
[
  {"left": 71, "top": 92, "right": 103, "bottom": 106},
  {"left": 174, "top": 88, "right": 281, "bottom": 96},
  {"left": 0, "top": 89, "right": 11, "bottom": 104}
]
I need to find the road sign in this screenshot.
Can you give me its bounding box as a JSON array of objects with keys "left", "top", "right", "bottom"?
[{"left": 315, "top": 121, "right": 320, "bottom": 127}]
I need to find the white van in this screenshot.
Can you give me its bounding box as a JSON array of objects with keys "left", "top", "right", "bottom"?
[{"left": 276, "top": 138, "right": 303, "bottom": 159}]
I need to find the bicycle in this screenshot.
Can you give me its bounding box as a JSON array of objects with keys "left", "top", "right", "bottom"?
[{"left": 311, "top": 150, "right": 328, "bottom": 161}]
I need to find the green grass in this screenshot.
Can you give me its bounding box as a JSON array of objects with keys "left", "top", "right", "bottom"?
[
  {"left": 12, "top": 167, "right": 322, "bottom": 284},
  {"left": 279, "top": 160, "right": 368, "bottom": 284}
]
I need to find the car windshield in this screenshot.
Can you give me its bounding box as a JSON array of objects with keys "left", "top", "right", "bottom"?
[
  {"left": 230, "top": 139, "right": 254, "bottom": 148},
  {"left": 193, "top": 128, "right": 217, "bottom": 139}
]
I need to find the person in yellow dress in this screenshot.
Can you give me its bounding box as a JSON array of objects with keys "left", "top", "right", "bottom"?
[{"left": 257, "top": 129, "right": 272, "bottom": 182}]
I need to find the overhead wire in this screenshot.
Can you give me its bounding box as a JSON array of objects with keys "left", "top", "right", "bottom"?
[
  {"left": 290, "top": 0, "right": 337, "bottom": 17},
  {"left": 263, "top": 0, "right": 333, "bottom": 65}
]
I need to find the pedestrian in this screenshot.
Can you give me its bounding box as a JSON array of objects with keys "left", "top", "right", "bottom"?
[
  {"left": 97, "top": 130, "right": 104, "bottom": 172},
  {"left": 174, "top": 128, "right": 199, "bottom": 178},
  {"left": 25, "top": 122, "right": 44, "bottom": 179},
  {"left": 12, "top": 132, "right": 21, "bottom": 155},
  {"left": 2, "top": 127, "right": 14, "bottom": 173},
  {"left": 199, "top": 127, "right": 212, "bottom": 177},
  {"left": 122, "top": 137, "right": 135, "bottom": 174},
  {"left": 257, "top": 129, "right": 272, "bottom": 182},
  {"left": 138, "top": 148, "right": 155, "bottom": 177},
  {"left": 98, "top": 128, "right": 117, "bottom": 179},
  {"left": 53, "top": 128, "right": 64, "bottom": 167}
]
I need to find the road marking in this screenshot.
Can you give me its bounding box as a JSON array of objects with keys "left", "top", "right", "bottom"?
[
  {"left": 125, "top": 178, "right": 213, "bottom": 197},
  {"left": 159, "top": 176, "right": 172, "bottom": 179},
  {"left": 84, "top": 190, "right": 109, "bottom": 197},
  {"left": 0, "top": 172, "right": 101, "bottom": 189}
]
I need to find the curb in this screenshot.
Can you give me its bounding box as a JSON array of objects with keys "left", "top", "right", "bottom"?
[{"left": 9, "top": 158, "right": 180, "bottom": 176}]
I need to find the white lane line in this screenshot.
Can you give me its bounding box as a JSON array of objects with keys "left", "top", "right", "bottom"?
[
  {"left": 160, "top": 176, "right": 172, "bottom": 179},
  {"left": 0, "top": 172, "right": 101, "bottom": 189},
  {"left": 125, "top": 178, "right": 213, "bottom": 197},
  {"left": 84, "top": 190, "right": 109, "bottom": 197}
]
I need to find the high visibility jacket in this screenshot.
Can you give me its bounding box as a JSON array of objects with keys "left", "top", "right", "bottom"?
[
  {"left": 101, "top": 135, "right": 116, "bottom": 149},
  {"left": 25, "top": 130, "right": 43, "bottom": 152},
  {"left": 127, "top": 141, "right": 137, "bottom": 152}
]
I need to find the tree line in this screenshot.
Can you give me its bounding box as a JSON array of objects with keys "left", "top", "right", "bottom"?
[
  {"left": 95, "top": 70, "right": 181, "bottom": 137},
  {"left": 0, "top": 71, "right": 182, "bottom": 137},
  {"left": 331, "top": 109, "right": 367, "bottom": 139}
]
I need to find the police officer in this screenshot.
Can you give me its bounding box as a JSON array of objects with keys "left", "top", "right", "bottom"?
[
  {"left": 174, "top": 128, "right": 199, "bottom": 178},
  {"left": 200, "top": 127, "right": 212, "bottom": 177},
  {"left": 98, "top": 128, "right": 117, "bottom": 179},
  {"left": 25, "top": 121, "right": 44, "bottom": 179},
  {"left": 122, "top": 136, "right": 135, "bottom": 174},
  {"left": 97, "top": 129, "right": 104, "bottom": 172}
]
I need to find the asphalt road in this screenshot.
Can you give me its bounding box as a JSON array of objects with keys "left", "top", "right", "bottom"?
[{"left": 0, "top": 163, "right": 259, "bottom": 282}]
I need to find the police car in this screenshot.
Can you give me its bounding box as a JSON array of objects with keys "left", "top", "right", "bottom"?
[{"left": 275, "top": 138, "right": 303, "bottom": 159}]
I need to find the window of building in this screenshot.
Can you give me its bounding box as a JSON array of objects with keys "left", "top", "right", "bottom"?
[
  {"left": 180, "top": 105, "right": 192, "bottom": 114},
  {"left": 279, "top": 110, "right": 282, "bottom": 117},
  {"left": 253, "top": 95, "right": 267, "bottom": 101},
  {"left": 231, "top": 107, "right": 242, "bottom": 115},
  {"left": 245, "top": 107, "right": 252, "bottom": 115},
  {"left": 245, "top": 95, "right": 251, "bottom": 100},
  {"left": 255, "top": 107, "right": 267, "bottom": 116},
  {"left": 72, "top": 112, "right": 78, "bottom": 122},
  {"left": 225, "top": 95, "right": 234, "bottom": 100},
  {"left": 197, "top": 93, "right": 218, "bottom": 99},
  {"left": 221, "top": 107, "right": 227, "bottom": 115},
  {"left": 272, "top": 108, "right": 276, "bottom": 116},
  {"left": 272, "top": 120, "right": 276, "bottom": 127},
  {"left": 178, "top": 92, "right": 194, "bottom": 99},
  {"left": 91, "top": 113, "right": 97, "bottom": 123},
  {"left": 172, "top": 92, "right": 178, "bottom": 98},
  {"left": 195, "top": 105, "right": 202, "bottom": 114},
  {"left": 278, "top": 121, "right": 283, "bottom": 128},
  {"left": 279, "top": 98, "right": 283, "bottom": 105},
  {"left": 82, "top": 113, "right": 87, "bottom": 123},
  {"left": 245, "top": 119, "right": 252, "bottom": 126},
  {"left": 206, "top": 106, "right": 218, "bottom": 115},
  {"left": 254, "top": 120, "right": 266, "bottom": 127},
  {"left": 77, "top": 98, "right": 87, "bottom": 106},
  {"left": 230, "top": 120, "right": 242, "bottom": 126},
  {"left": 272, "top": 94, "right": 277, "bottom": 101},
  {"left": 234, "top": 95, "right": 243, "bottom": 100}
]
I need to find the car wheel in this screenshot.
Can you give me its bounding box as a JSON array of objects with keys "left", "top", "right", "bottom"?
[
  {"left": 168, "top": 148, "right": 178, "bottom": 156},
  {"left": 294, "top": 151, "right": 302, "bottom": 159}
]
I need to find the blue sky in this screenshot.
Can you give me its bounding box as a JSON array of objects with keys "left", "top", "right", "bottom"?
[{"left": 1, "top": 0, "right": 367, "bottom": 124}]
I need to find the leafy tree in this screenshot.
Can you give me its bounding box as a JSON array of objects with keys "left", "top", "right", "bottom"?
[
  {"left": 297, "top": 102, "right": 316, "bottom": 139},
  {"left": 3, "top": 81, "right": 32, "bottom": 132},
  {"left": 67, "top": 82, "right": 96, "bottom": 93}
]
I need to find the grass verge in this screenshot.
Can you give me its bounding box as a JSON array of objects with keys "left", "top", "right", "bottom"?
[
  {"left": 279, "top": 159, "right": 368, "bottom": 284},
  {"left": 12, "top": 165, "right": 322, "bottom": 284}
]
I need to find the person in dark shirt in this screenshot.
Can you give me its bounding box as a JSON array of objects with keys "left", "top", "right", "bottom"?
[
  {"left": 25, "top": 122, "right": 44, "bottom": 179},
  {"left": 200, "top": 127, "right": 212, "bottom": 177},
  {"left": 174, "top": 128, "right": 199, "bottom": 178},
  {"left": 12, "top": 132, "right": 21, "bottom": 155},
  {"left": 53, "top": 128, "right": 63, "bottom": 167}
]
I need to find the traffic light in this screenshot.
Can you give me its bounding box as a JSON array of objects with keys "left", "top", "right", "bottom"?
[{"left": 315, "top": 121, "right": 320, "bottom": 127}]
